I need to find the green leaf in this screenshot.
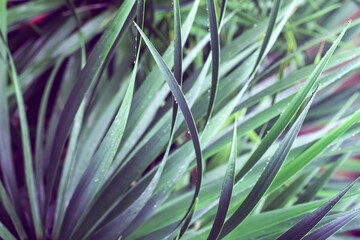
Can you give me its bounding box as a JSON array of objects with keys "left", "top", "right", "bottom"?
[
  {"left": 0, "top": 181, "right": 27, "bottom": 240},
  {"left": 264, "top": 170, "right": 318, "bottom": 211},
  {"left": 58, "top": 33, "right": 139, "bottom": 240},
  {"left": 136, "top": 0, "right": 145, "bottom": 44},
  {"left": 220, "top": 190, "right": 360, "bottom": 240},
  {"left": 207, "top": 118, "right": 237, "bottom": 240},
  {"left": 0, "top": 0, "right": 20, "bottom": 221},
  {"left": 125, "top": 8, "right": 300, "bottom": 235},
  {"left": 292, "top": 4, "right": 341, "bottom": 27},
  {"left": 171, "top": 0, "right": 183, "bottom": 131},
  {"left": 270, "top": 107, "right": 360, "bottom": 193},
  {"left": 251, "top": 0, "right": 282, "bottom": 82},
  {"left": 295, "top": 153, "right": 350, "bottom": 204},
  {"left": 52, "top": 101, "right": 85, "bottom": 240},
  {"left": 65, "top": 0, "right": 86, "bottom": 67},
  {"left": 219, "top": 0, "right": 228, "bottom": 26},
  {"left": 0, "top": 221, "right": 17, "bottom": 240},
  {"left": 235, "top": 21, "right": 350, "bottom": 183},
  {"left": 277, "top": 178, "right": 359, "bottom": 240},
  {"left": 35, "top": 57, "right": 64, "bottom": 188},
  {"left": 51, "top": 2, "right": 87, "bottom": 233},
  {"left": 117, "top": 57, "right": 213, "bottom": 240},
  {"left": 70, "top": 2, "right": 202, "bottom": 238},
  {"left": 0, "top": 32, "right": 43, "bottom": 238},
  {"left": 177, "top": 198, "right": 198, "bottom": 239},
  {"left": 88, "top": 119, "right": 176, "bottom": 240},
  {"left": 50, "top": 55, "right": 84, "bottom": 240},
  {"left": 204, "top": 0, "right": 220, "bottom": 124},
  {"left": 256, "top": 18, "right": 360, "bottom": 81},
  {"left": 111, "top": 0, "right": 201, "bottom": 169},
  {"left": 44, "top": 0, "right": 135, "bottom": 220},
  {"left": 135, "top": 22, "right": 203, "bottom": 237},
  {"left": 50, "top": 0, "right": 88, "bottom": 235},
  {"left": 302, "top": 209, "right": 360, "bottom": 240},
  {"left": 219, "top": 88, "right": 316, "bottom": 238}
]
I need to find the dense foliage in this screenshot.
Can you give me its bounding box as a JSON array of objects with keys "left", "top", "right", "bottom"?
[{"left": 1, "top": 0, "right": 360, "bottom": 239}]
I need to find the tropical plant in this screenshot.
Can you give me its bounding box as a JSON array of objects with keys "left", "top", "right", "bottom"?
[{"left": 1, "top": 0, "right": 360, "bottom": 239}]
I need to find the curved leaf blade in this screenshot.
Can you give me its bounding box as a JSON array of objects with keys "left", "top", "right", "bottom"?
[
  {"left": 58, "top": 42, "right": 139, "bottom": 240},
  {"left": 302, "top": 209, "right": 360, "bottom": 240},
  {"left": 171, "top": 0, "right": 183, "bottom": 131},
  {"left": 277, "top": 178, "right": 359, "bottom": 240},
  {"left": 295, "top": 153, "right": 350, "bottom": 204},
  {"left": 177, "top": 198, "right": 198, "bottom": 240},
  {"left": 235, "top": 21, "right": 350, "bottom": 183},
  {"left": 0, "top": 33, "right": 43, "bottom": 238},
  {"left": 0, "top": 0, "right": 19, "bottom": 213},
  {"left": 88, "top": 123, "right": 176, "bottom": 240},
  {"left": 219, "top": 88, "right": 317, "bottom": 239},
  {"left": 35, "top": 57, "right": 64, "bottom": 188},
  {"left": 204, "top": 0, "right": 220, "bottom": 124},
  {"left": 250, "top": 0, "right": 282, "bottom": 81},
  {"left": 270, "top": 107, "right": 360, "bottom": 193},
  {"left": 207, "top": 118, "right": 237, "bottom": 240},
  {"left": 44, "top": 0, "right": 136, "bottom": 214},
  {"left": 0, "top": 181, "right": 27, "bottom": 240},
  {"left": 135, "top": 22, "right": 203, "bottom": 237},
  {"left": 0, "top": 222, "right": 17, "bottom": 240},
  {"left": 118, "top": 57, "right": 212, "bottom": 240}
]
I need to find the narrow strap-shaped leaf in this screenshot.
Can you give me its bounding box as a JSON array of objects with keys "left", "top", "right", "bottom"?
[
  {"left": 250, "top": 0, "right": 282, "bottom": 81},
  {"left": 176, "top": 198, "right": 198, "bottom": 239},
  {"left": 302, "top": 209, "right": 360, "bottom": 240},
  {"left": 295, "top": 152, "right": 351, "bottom": 204},
  {"left": 0, "top": 221, "right": 17, "bottom": 240},
  {"left": 0, "top": 181, "right": 27, "bottom": 240},
  {"left": 277, "top": 177, "right": 359, "bottom": 240},
  {"left": 66, "top": 0, "right": 86, "bottom": 67},
  {"left": 235, "top": 21, "right": 350, "bottom": 183},
  {"left": 171, "top": 0, "right": 183, "bottom": 131},
  {"left": 51, "top": 2, "right": 87, "bottom": 234},
  {"left": 44, "top": 0, "right": 136, "bottom": 215},
  {"left": 58, "top": 40, "right": 139, "bottom": 240},
  {"left": 52, "top": 102, "right": 85, "bottom": 240},
  {"left": 171, "top": 10, "right": 293, "bottom": 231},
  {"left": 249, "top": 0, "right": 282, "bottom": 138},
  {"left": 270, "top": 107, "right": 360, "bottom": 193},
  {"left": 136, "top": 0, "right": 145, "bottom": 48},
  {"left": 204, "top": 0, "right": 220, "bottom": 124},
  {"left": 256, "top": 19, "right": 360, "bottom": 81},
  {"left": 264, "top": 170, "right": 318, "bottom": 211},
  {"left": 77, "top": 26, "right": 175, "bottom": 240},
  {"left": 203, "top": 0, "right": 230, "bottom": 125},
  {"left": 0, "top": 0, "right": 20, "bottom": 220},
  {"left": 35, "top": 57, "right": 64, "bottom": 189},
  {"left": 207, "top": 118, "right": 237, "bottom": 240},
  {"left": 0, "top": 32, "right": 43, "bottom": 239},
  {"left": 135, "top": 22, "right": 203, "bottom": 237},
  {"left": 219, "top": 88, "right": 317, "bottom": 239},
  {"left": 117, "top": 57, "right": 212, "bottom": 240},
  {"left": 71, "top": 2, "right": 202, "bottom": 236},
  {"left": 89, "top": 121, "right": 177, "bottom": 240},
  {"left": 219, "top": 0, "right": 227, "bottom": 26}
]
